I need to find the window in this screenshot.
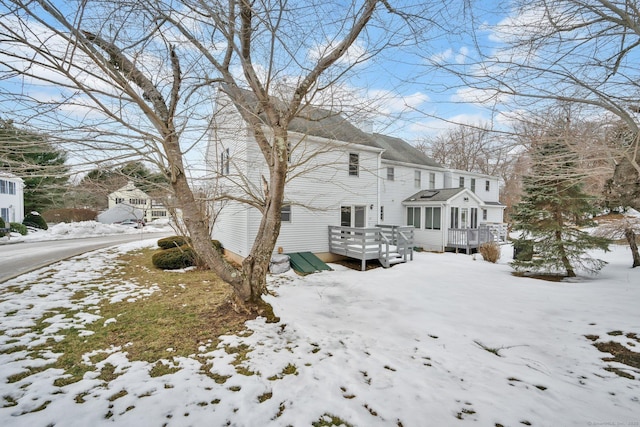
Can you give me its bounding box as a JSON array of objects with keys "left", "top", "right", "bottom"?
[
  {"left": 414, "top": 170, "right": 421, "bottom": 188},
  {"left": 0, "top": 180, "right": 16, "bottom": 195},
  {"left": 485, "top": 180, "right": 490, "bottom": 191},
  {"left": 221, "top": 148, "right": 230, "bottom": 175},
  {"left": 429, "top": 172, "right": 436, "bottom": 189},
  {"left": 349, "top": 153, "right": 359, "bottom": 176},
  {"left": 380, "top": 206, "right": 384, "bottom": 221},
  {"left": 470, "top": 207, "right": 478, "bottom": 228},
  {"left": 459, "top": 176, "right": 465, "bottom": 188},
  {"left": 115, "top": 198, "right": 124, "bottom": 204},
  {"left": 471, "top": 178, "right": 476, "bottom": 193},
  {"left": 450, "top": 207, "right": 459, "bottom": 228},
  {"left": 341, "top": 205, "right": 365, "bottom": 227},
  {"left": 0, "top": 207, "right": 8, "bottom": 222},
  {"left": 424, "top": 207, "right": 441, "bottom": 230},
  {"left": 129, "top": 198, "right": 146, "bottom": 205},
  {"left": 281, "top": 204, "right": 292, "bottom": 222},
  {"left": 482, "top": 209, "right": 488, "bottom": 221},
  {"left": 151, "top": 210, "right": 167, "bottom": 217},
  {"left": 341, "top": 206, "right": 352, "bottom": 226},
  {"left": 407, "top": 206, "right": 421, "bottom": 228},
  {"left": 387, "top": 167, "right": 394, "bottom": 181}
]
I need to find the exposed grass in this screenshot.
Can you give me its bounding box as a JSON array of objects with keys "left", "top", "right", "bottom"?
[
  {"left": 586, "top": 332, "right": 640, "bottom": 380},
  {"left": 312, "top": 413, "right": 355, "bottom": 427},
  {"left": 9, "top": 248, "right": 253, "bottom": 386}
]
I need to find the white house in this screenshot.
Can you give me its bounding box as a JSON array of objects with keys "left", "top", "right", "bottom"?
[
  {"left": 0, "top": 171, "right": 24, "bottom": 224},
  {"left": 207, "top": 87, "right": 505, "bottom": 266},
  {"left": 98, "top": 181, "right": 169, "bottom": 224}
]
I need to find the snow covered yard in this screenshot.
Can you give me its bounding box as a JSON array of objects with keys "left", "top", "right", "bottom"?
[{"left": 0, "top": 240, "right": 639, "bottom": 427}]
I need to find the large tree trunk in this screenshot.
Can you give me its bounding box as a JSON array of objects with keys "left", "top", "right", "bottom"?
[
  {"left": 624, "top": 227, "right": 640, "bottom": 268},
  {"left": 164, "top": 134, "right": 252, "bottom": 300},
  {"left": 240, "top": 128, "right": 288, "bottom": 303}
]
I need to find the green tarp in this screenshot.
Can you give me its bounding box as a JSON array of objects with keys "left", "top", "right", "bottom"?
[{"left": 287, "top": 252, "right": 332, "bottom": 274}]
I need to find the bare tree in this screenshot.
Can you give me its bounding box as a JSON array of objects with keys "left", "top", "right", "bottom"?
[
  {"left": 429, "top": 0, "right": 640, "bottom": 210},
  {"left": 417, "top": 123, "right": 512, "bottom": 176},
  {"left": 595, "top": 213, "right": 640, "bottom": 268},
  {"left": 0, "top": 0, "right": 429, "bottom": 308}
]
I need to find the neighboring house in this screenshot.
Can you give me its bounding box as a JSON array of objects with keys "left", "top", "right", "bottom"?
[
  {"left": 98, "top": 181, "right": 169, "bottom": 224},
  {"left": 207, "top": 87, "right": 505, "bottom": 267},
  {"left": 0, "top": 171, "right": 24, "bottom": 224}
]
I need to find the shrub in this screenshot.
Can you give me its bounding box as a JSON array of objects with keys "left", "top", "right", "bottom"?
[
  {"left": 212, "top": 239, "right": 223, "bottom": 252},
  {"left": 157, "top": 235, "right": 192, "bottom": 250},
  {"left": 152, "top": 245, "right": 196, "bottom": 270},
  {"left": 10, "top": 222, "right": 28, "bottom": 235},
  {"left": 479, "top": 241, "right": 501, "bottom": 263},
  {"left": 23, "top": 212, "right": 48, "bottom": 230},
  {"left": 0, "top": 217, "right": 5, "bottom": 237}
]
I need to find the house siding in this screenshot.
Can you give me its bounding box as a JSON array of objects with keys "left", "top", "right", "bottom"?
[
  {"left": 208, "top": 90, "right": 381, "bottom": 257},
  {"left": 379, "top": 162, "right": 445, "bottom": 227},
  {"left": 0, "top": 172, "right": 24, "bottom": 223},
  {"left": 206, "top": 87, "right": 506, "bottom": 261}
]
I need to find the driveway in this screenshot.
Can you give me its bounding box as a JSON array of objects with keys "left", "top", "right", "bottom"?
[{"left": 0, "top": 233, "right": 169, "bottom": 283}]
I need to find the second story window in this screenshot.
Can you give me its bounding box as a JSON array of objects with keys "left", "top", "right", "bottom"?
[
  {"left": 349, "top": 153, "right": 359, "bottom": 176},
  {"left": 485, "top": 180, "right": 490, "bottom": 191},
  {"left": 387, "top": 167, "right": 394, "bottom": 181},
  {"left": 414, "top": 170, "right": 421, "bottom": 188},
  {"left": 471, "top": 178, "right": 476, "bottom": 193},
  {"left": 115, "top": 198, "right": 124, "bottom": 204},
  {"left": 459, "top": 176, "right": 465, "bottom": 188},
  {"left": 429, "top": 172, "right": 436, "bottom": 189}
]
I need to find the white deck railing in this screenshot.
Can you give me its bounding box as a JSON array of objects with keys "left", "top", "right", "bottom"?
[{"left": 328, "top": 225, "right": 414, "bottom": 270}]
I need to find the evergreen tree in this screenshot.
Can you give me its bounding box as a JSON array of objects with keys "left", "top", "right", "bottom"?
[
  {"left": 0, "top": 119, "right": 69, "bottom": 213},
  {"left": 511, "top": 128, "right": 610, "bottom": 277}
]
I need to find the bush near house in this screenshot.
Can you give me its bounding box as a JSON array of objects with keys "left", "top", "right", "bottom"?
[
  {"left": 42, "top": 208, "right": 97, "bottom": 223},
  {"left": 479, "top": 241, "right": 501, "bottom": 263},
  {"left": 23, "top": 212, "right": 48, "bottom": 230},
  {"left": 0, "top": 217, "right": 5, "bottom": 237},
  {"left": 152, "top": 245, "right": 197, "bottom": 270},
  {"left": 153, "top": 236, "right": 223, "bottom": 270},
  {"left": 10, "top": 222, "right": 28, "bottom": 235},
  {"left": 157, "top": 235, "right": 192, "bottom": 250}
]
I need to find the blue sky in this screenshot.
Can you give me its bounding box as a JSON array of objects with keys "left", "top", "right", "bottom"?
[{"left": 0, "top": 0, "right": 514, "bottom": 173}]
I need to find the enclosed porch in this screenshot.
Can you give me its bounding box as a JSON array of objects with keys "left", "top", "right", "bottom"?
[{"left": 328, "top": 225, "right": 414, "bottom": 271}]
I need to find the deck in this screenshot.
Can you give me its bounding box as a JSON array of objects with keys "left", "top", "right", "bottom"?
[
  {"left": 447, "top": 223, "right": 507, "bottom": 253},
  {"left": 328, "top": 225, "right": 414, "bottom": 271}
]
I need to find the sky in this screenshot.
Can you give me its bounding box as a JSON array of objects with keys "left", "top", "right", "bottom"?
[
  {"left": 1, "top": 220, "right": 639, "bottom": 426},
  {"left": 0, "top": 0, "right": 517, "bottom": 177}
]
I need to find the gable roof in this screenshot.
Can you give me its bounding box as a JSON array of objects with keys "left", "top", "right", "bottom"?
[
  {"left": 287, "top": 108, "right": 382, "bottom": 150},
  {"left": 370, "top": 133, "right": 443, "bottom": 168},
  {"left": 219, "top": 85, "right": 441, "bottom": 162}
]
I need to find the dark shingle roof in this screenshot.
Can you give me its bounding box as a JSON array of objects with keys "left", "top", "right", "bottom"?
[
  {"left": 370, "top": 133, "right": 443, "bottom": 168},
  {"left": 287, "top": 108, "right": 381, "bottom": 150},
  {"left": 221, "top": 85, "right": 441, "bottom": 162},
  {"left": 403, "top": 188, "right": 466, "bottom": 203}
]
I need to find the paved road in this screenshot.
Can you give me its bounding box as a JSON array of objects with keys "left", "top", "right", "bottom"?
[{"left": 0, "top": 233, "right": 170, "bottom": 283}]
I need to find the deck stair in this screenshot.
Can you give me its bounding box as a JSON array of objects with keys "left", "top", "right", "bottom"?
[{"left": 329, "top": 225, "right": 414, "bottom": 271}]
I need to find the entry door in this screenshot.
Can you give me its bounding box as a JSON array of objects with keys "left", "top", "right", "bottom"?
[
  {"left": 341, "top": 205, "right": 367, "bottom": 227},
  {"left": 460, "top": 208, "right": 469, "bottom": 228}
]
